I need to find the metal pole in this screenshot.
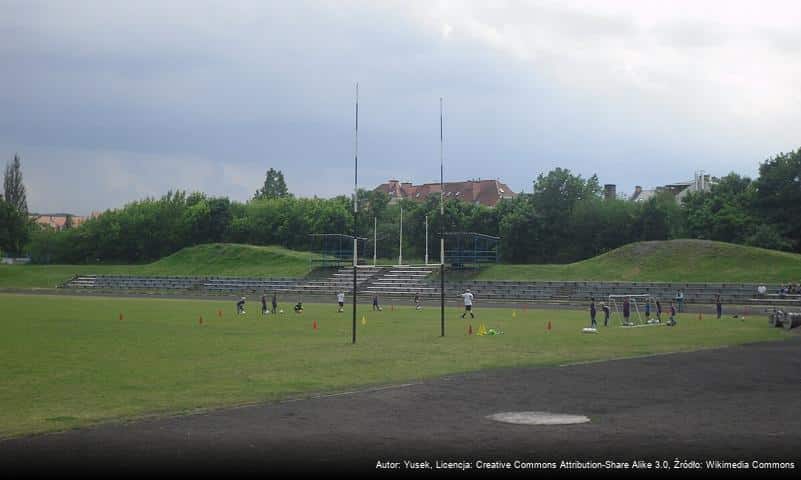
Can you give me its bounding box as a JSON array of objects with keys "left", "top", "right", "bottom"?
[
  {"left": 352, "top": 83, "right": 358, "bottom": 345},
  {"left": 440, "top": 97, "right": 445, "bottom": 337},
  {"left": 399, "top": 206, "right": 403, "bottom": 266},
  {"left": 425, "top": 215, "right": 429, "bottom": 265},
  {"left": 373, "top": 216, "right": 377, "bottom": 266}
]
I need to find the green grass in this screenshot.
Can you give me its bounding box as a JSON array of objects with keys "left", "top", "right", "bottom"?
[
  {"left": 0, "top": 292, "right": 790, "bottom": 438},
  {"left": 4, "top": 240, "right": 799, "bottom": 289},
  {"left": 0, "top": 244, "right": 314, "bottom": 289},
  {"left": 474, "top": 239, "right": 801, "bottom": 283}
]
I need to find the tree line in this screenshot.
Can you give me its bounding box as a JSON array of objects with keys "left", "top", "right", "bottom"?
[{"left": 4, "top": 148, "right": 801, "bottom": 264}]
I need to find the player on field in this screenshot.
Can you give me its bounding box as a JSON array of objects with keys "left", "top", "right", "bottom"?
[
  {"left": 337, "top": 292, "right": 345, "bottom": 313},
  {"left": 261, "top": 293, "right": 268, "bottom": 315},
  {"left": 602, "top": 302, "right": 611, "bottom": 327},
  {"left": 460, "top": 289, "right": 475, "bottom": 319},
  {"left": 590, "top": 297, "right": 597, "bottom": 328},
  {"left": 622, "top": 298, "right": 631, "bottom": 325},
  {"left": 372, "top": 294, "right": 382, "bottom": 311},
  {"left": 414, "top": 292, "right": 422, "bottom": 311},
  {"left": 272, "top": 293, "right": 279, "bottom": 314},
  {"left": 236, "top": 296, "right": 246, "bottom": 315}
]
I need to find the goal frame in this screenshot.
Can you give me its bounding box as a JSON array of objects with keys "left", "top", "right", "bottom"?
[{"left": 607, "top": 294, "right": 661, "bottom": 327}]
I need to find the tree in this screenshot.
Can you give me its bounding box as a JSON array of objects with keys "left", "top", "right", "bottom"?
[
  {"left": 254, "top": 168, "right": 290, "bottom": 200},
  {"left": 3, "top": 154, "right": 28, "bottom": 216},
  {"left": 753, "top": 148, "right": 801, "bottom": 251},
  {"left": 0, "top": 197, "right": 30, "bottom": 256},
  {"left": 64, "top": 214, "right": 74, "bottom": 230}
]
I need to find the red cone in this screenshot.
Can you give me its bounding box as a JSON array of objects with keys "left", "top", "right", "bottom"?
[
  {"left": 547, "top": 320, "right": 552, "bottom": 331},
  {"left": 199, "top": 316, "right": 203, "bottom": 325},
  {"left": 119, "top": 313, "right": 124, "bottom": 321},
  {"left": 468, "top": 324, "right": 473, "bottom": 335},
  {"left": 313, "top": 320, "right": 318, "bottom": 330}
]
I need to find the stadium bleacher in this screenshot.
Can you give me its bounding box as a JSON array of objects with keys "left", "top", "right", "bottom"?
[{"left": 60, "top": 271, "right": 799, "bottom": 307}]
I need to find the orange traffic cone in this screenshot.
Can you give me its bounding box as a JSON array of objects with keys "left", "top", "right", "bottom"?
[
  {"left": 468, "top": 324, "right": 473, "bottom": 335},
  {"left": 119, "top": 313, "right": 124, "bottom": 321},
  {"left": 698, "top": 312, "right": 703, "bottom": 320},
  {"left": 313, "top": 320, "right": 318, "bottom": 330},
  {"left": 547, "top": 320, "right": 552, "bottom": 331},
  {"left": 217, "top": 309, "right": 222, "bottom": 318},
  {"left": 199, "top": 316, "right": 203, "bottom": 325}
]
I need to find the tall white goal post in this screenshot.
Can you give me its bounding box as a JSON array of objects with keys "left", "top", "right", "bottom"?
[{"left": 606, "top": 294, "right": 661, "bottom": 327}]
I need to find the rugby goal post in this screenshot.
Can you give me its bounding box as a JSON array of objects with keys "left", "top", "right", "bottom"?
[{"left": 607, "top": 294, "right": 661, "bottom": 327}]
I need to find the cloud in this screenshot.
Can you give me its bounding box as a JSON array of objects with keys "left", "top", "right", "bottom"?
[{"left": 1, "top": 0, "right": 800, "bottom": 210}]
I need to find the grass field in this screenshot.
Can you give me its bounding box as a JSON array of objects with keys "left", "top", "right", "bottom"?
[
  {"left": 0, "top": 292, "right": 790, "bottom": 438},
  {"left": 473, "top": 239, "right": 801, "bottom": 283},
  {"left": 0, "top": 243, "right": 314, "bottom": 289}
]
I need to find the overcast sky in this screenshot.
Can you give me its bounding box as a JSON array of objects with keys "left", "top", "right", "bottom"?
[{"left": 2, "top": 0, "right": 800, "bottom": 215}]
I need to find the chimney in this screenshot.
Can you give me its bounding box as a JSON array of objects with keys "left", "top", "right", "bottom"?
[
  {"left": 604, "top": 184, "right": 616, "bottom": 201},
  {"left": 631, "top": 186, "right": 642, "bottom": 201}
]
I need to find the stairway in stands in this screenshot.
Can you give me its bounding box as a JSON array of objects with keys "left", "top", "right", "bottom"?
[
  {"left": 364, "top": 265, "right": 437, "bottom": 298},
  {"left": 62, "top": 275, "right": 97, "bottom": 288}
]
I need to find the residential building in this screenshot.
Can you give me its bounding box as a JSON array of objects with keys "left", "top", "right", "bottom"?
[
  {"left": 374, "top": 178, "right": 517, "bottom": 207},
  {"left": 31, "top": 212, "right": 100, "bottom": 231}
]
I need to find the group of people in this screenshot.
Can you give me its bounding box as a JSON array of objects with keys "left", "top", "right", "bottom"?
[
  {"left": 589, "top": 297, "right": 678, "bottom": 328},
  {"left": 587, "top": 293, "right": 733, "bottom": 328},
  {"left": 235, "top": 293, "right": 304, "bottom": 315},
  {"left": 777, "top": 283, "right": 801, "bottom": 296},
  {"left": 334, "top": 290, "right": 473, "bottom": 316}
]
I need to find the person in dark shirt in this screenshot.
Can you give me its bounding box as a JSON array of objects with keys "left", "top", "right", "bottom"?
[
  {"left": 623, "top": 298, "right": 631, "bottom": 325},
  {"left": 715, "top": 295, "right": 722, "bottom": 319},
  {"left": 668, "top": 302, "right": 677, "bottom": 326},
  {"left": 372, "top": 294, "right": 382, "bottom": 311},
  {"left": 294, "top": 300, "right": 304, "bottom": 313},
  {"left": 602, "top": 302, "right": 611, "bottom": 327},
  {"left": 656, "top": 300, "right": 663, "bottom": 323},
  {"left": 272, "top": 293, "right": 279, "bottom": 314},
  {"left": 261, "top": 294, "right": 268, "bottom": 315},
  {"left": 236, "top": 296, "right": 246, "bottom": 315},
  {"left": 590, "top": 298, "right": 597, "bottom": 328}
]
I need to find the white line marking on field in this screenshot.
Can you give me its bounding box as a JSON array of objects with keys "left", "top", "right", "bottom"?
[
  {"left": 558, "top": 345, "right": 732, "bottom": 368},
  {"left": 279, "top": 382, "right": 421, "bottom": 404}
]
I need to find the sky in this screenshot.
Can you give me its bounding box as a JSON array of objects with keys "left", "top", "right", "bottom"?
[{"left": 2, "top": 0, "right": 800, "bottom": 215}]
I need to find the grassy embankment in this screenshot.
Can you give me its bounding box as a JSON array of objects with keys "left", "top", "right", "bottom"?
[
  {"left": 0, "top": 244, "right": 314, "bottom": 288},
  {"left": 473, "top": 240, "right": 801, "bottom": 283}
]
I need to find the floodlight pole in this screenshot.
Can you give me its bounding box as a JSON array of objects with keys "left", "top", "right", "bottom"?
[
  {"left": 399, "top": 206, "right": 403, "bottom": 266},
  {"left": 425, "top": 215, "right": 429, "bottom": 265},
  {"left": 373, "top": 216, "right": 377, "bottom": 266},
  {"left": 352, "top": 83, "right": 359, "bottom": 345},
  {"left": 440, "top": 97, "right": 445, "bottom": 337}
]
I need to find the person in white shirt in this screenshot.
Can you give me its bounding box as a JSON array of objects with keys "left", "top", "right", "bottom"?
[
  {"left": 460, "top": 289, "right": 475, "bottom": 319},
  {"left": 337, "top": 292, "right": 345, "bottom": 312}
]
